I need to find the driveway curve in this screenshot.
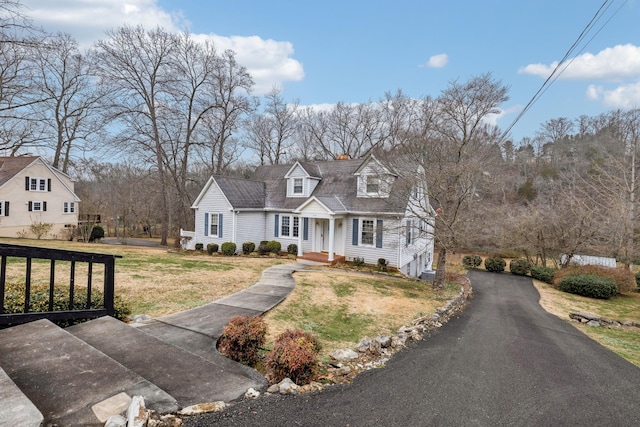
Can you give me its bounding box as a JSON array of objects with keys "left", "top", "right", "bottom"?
[{"left": 184, "top": 270, "right": 640, "bottom": 426}]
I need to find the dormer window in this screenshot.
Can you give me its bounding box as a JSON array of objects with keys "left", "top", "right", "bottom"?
[
  {"left": 293, "top": 178, "right": 303, "bottom": 194},
  {"left": 366, "top": 177, "right": 380, "bottom": 194}
]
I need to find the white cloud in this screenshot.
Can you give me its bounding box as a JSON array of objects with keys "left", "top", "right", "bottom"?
[
  {"left": 587, "top": 82, "right": 640, "bottom": 109},
  {"left": 421, "top": 53, "right": 448, "bottom": 69},
  {"left": 194, "top": 34, "right": 304, "bottom": 95},
  {"left": 519, "top": 44, "right": 640, "bottom": 81},
  {"left": 21, "top": 0, "right": 303, "bottom": 95}
]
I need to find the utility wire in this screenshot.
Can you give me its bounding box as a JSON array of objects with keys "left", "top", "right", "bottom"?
[{"left": 500, "top": 0, "right": 626, "bottom": 141}]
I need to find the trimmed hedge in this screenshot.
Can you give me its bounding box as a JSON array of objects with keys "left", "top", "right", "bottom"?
[
  {"left": 509, "top": 258, "right": 531, "bottom": 276},
  {"left": 558, "top": 274, "right": 618, "bottom": 299},
  {"left": 2, "top": 282, "right": 131, "bottom": 327},
  {"left": 242, "top": 242, "right": 255, "bottom": 255},
  {"left": 287, "top": 244, "right": 298, "bottom": 255},
  {"left": 636, "top": 271, "right": 640, "bottom": 292},
  {"left": 484, "top": 256, "right": 506, "bottom": 273},
  {"left": 221, "top": 242, "right": 237, "bottom": 256},
  {"left": 554, "top": 265, "right": 635, "bottom": 294},
  {"left": 266, "top": 240, "right": 281, "bottom": 254},
  {"left": 462, "top": 254, "right": 482, "bottom": 269},
  {"left": 531, "top": 266, "right": 555, "bottom": 284},
  {"left": 206, "top": 243, "right": 218, "bottom": 255}
]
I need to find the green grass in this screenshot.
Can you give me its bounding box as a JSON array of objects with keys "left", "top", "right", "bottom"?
[
  {"left": 332, "top": 282, "right": 356, "bottom": 297},
  {"left": 578, "top": 326, "right": 640, "bottom": 366}
]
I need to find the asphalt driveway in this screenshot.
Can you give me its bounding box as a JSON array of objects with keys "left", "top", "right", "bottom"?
[{"left": 184, "top": 270, "right": 640, "bottom": 426}]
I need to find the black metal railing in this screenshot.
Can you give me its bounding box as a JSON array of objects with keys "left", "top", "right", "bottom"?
[{"left": 0, "top": 243, "right": 121, "bottom": 326}]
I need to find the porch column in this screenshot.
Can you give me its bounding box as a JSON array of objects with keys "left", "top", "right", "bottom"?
[
  {"left": 328, "top": 217, "right": 335, "bottom": 262},
  {"left": 297, "top": 217, "right": 303, "bottom": 256}
]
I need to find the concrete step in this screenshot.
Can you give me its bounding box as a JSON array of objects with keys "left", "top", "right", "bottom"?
[
  {"left": 0, "top": 319, "right": 178, "bottom": 426},
  {"left": 0, "top": 367, "right": 43, "bottom": 427},
  {"left": 67, "top": 316, "right": 266, "bottom": 405}
]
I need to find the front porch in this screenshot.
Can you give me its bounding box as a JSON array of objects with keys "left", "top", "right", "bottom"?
[{"left": 298, "top": 251, "right": 346, "bottom": 265}]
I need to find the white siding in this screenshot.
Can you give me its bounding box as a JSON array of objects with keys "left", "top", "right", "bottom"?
[
  {"left": 192, "top": 180, "right": 233, "bottom": 248},
  {"left": 345, "top": 216, "right": 400, "bottom": 267},
  {"left": 0, "top": 160, "right": 79, "bottom": 239},
  {"left": 235, "top": 212, "right": 267, "bottom": 246}
]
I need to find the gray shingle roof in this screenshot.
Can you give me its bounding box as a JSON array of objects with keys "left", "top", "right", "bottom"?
[
  {"left": 214, "top": 176, "right": 265, "bottom": 209},
  {"left": 251, "top": 158, "right": 408, "bottom": 214}
]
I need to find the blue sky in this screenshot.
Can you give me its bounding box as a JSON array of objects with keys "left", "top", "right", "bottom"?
[{"left": 21, "top": 0, "right": 640, "bottom": 143}]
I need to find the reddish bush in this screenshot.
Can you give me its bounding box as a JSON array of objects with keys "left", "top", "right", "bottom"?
[
  {"left": 266, "top": 329, "right": 321, "bottom": 385},
  {"left": 217, "top": 315, "right": 267, "bottom": 367},
  {"left": 553, "top": 265, "right": 635, "bottom": 294}
]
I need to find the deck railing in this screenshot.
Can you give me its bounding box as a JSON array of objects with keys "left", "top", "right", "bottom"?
[{"left": 0, "top": 243, "right": 121, "bottom": 326}]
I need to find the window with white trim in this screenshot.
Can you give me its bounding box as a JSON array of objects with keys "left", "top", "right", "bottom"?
[
  {"left": 0, "top": 201, "right": 5, "bottom": 216},
  {"left": 30, "top": 177, "right": 47, "bottom": 191},
  {"left": 31, "top": 201, "right": 44, "bottom": 212},
  {"left": 280, "top": 215, "right": 299, "bottom": 238},
  {"left": 293, "top": 178, "right": 303, "bottom": 194},
  {"left": 361, "top": 219, "right": 374, "bottom": 245},
  {"left": 209, "top": 212, "right": 219, "bottom": 237},
  {"left": 366, "top": 176, "right": 380, "bottom": 194},
  {"left": 63, "top": 201, "right": 75, "bottom": 214}
]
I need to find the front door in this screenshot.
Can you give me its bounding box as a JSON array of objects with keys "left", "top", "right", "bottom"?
[{"left": 321, "top": 219, "right": 329, "bottom": 252}]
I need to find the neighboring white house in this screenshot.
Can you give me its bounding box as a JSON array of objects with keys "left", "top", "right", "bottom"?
[
  {"left": 181, "top": 155, "right": 435, "bottom": 278},
  {"left": 0, "top": 156, "right": 80, "bottom": 239}
]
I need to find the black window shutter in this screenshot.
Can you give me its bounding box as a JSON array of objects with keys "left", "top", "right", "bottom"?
[
  {"left": 274, "top": 214, "right": 279, "bottom": 237},
  {"left": 406, "top": 220, "right": 410, "bottom": 246},
  {"left": 47, "top": 178, "right": 51, "bottom": 191},
  {"left": 376, "top": 220, "right": 383, "bottom": 248},
  {"left": 218, "top": 213, "right": 223, "bottom": 238},
  {"left": 25, "top": 176, "right": 29, "bottom": 190},
  {"left": 303, "top": 217, "right": 309, "bottom": 240},
  {"left": 204, "top": 213, "right": 209, "bottom": 236},
  {"left": 352, "top": 218, "right": 359, "bottom": 246},
  {"left": 4, "top": 201, "right": 9, "bottom": 216},
  {"left": 43, "top": 201, "right": 47, "bottom": 211},
  {"left": 28, "top": 201, "right": 32, "bottom": 212}
]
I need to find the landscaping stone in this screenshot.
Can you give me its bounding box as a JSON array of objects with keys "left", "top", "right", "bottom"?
[
  {"left": 244, "top": 388, "right": 260, "bottom": 400},
  {"left": 587, "top": 320, "right": 601, "bottom": 327},
  {"left": 276, "top": 378, "right": 299, "bottom": 395},
  {"left": 104, "top": 414, "right": 127, "bottom": 427},
  {"left": 127, "top": 396, "right": 148, "bottom": 427},
  {"left": 178, "top": 402, "right": 227, "bottom": 416},
  {"left": 330, "top": 348, "right": 359, "bottom": 361},
  {"left": 375, "top": 335, "right": 392, "bottom": 348}
]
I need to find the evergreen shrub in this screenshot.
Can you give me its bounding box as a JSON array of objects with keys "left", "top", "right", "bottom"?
[
  {"left": 242, "top": 242, "right": 255, "bottom": 255},
  {"left": 462, "top": 254, "right": 482, "bottom": 269},
  {"left": 221, "top": 242, "right": 237, "bottom": 256},
  {"left": 558, "top": 274, "right": 618, "bottom": 299},
  {"left": 509, "top": 258, "right": 532, "bottom": 276},
  {"left": 484, "top": 256, "right": 506, "bottom": 273}
]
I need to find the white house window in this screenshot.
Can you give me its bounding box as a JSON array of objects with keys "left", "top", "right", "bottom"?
[
  {"left": 210, "top": 213, "right": 219, "bottom": 237},
  {"left": 293, "top": 178, "right": 303, "bottom": 194},
  {"left": 30, "top": 201, "right": 44, "bottom": 212},
  {"left": 361, "top": 219, "right": 374, "bottom": 245},
  {"left": 280, "top": 215, "right": 299, "bottom": 238},
  {"left": 366, "top": 176, "right": 380, "bottom": 194},
  {"left": 0, "top": 201, "right": 5, "bottom": 216},
  {"left": 63, "top": 201, "right": 75, "bottom": 214},
  {"left": 30, "top": 177, "right": 47, "bottom": 191}
]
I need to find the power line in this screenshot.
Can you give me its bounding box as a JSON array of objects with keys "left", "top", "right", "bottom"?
[{"left": 500, "top": 0, "right": 626, "bottom": 141}]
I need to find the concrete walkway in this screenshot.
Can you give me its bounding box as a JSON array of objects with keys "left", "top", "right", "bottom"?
[{"left": 0, "top": 260, "right": 318, "bottom": 426}]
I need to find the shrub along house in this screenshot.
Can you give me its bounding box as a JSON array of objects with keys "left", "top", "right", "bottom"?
[
  {"left": 0, "top": 156, "right": 80, "bottom": 239},
  {"left": 181, "top": 154, "right": 435, "bottom": 278}
]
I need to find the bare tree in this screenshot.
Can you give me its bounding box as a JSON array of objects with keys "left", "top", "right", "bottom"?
[
  {"left": 91, "top": 25, "right": 176, "bottom": 245},
  {"left": 32, "top": 33, "right": 104, "bottom": 172},
  {"left": 402, "top": 73, "right": 509, "bottom": 289},
  {"left": 245, "top": 87, "right": 298, "bottom": 164}
]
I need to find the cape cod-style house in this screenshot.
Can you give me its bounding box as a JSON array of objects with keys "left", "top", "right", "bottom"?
[
  {"left": 181, "top": 155, "right": 434, "bottom": 278},
  {"left": 0, "top": 156, "right": 80, "bottom": 239}
]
